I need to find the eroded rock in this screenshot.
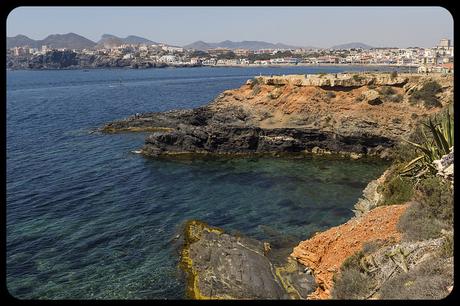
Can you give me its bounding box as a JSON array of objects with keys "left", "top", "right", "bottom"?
[{"left": 180, "top": 220, "right": 316, "bottom": 299}]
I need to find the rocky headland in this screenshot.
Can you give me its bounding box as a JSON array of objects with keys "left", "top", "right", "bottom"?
[
  {"left": 102, "top": 72, "right": 453, "bottom": 299},
  {"left": 102, "top": 72, "right": 452, "bottom": 159}
]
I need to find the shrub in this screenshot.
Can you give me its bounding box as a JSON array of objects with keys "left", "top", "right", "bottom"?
[
  {"left": 397, "top": 176, "right": 453, "bottom": 241},
  {"left": 252, "top": 84, "right": 261, "bottom": 95},
  {"left": 379, "top": 169, "right": 414, "bottom": 205},
  {"left": 352, "top": 74, "right": 363, "bottom": 82},
  {"left": 326, "top": 91, "right": 336, "bottom": 99},
  {"left": 388, "top": 94, "right": 403, "bottom": 103},
  {"left": 378, "top": 86, "right": 396, "bottom": 96},
  {"left": 379, "top": 256, "right": 453, "bottom": 299},
  {"left": 390, "top": 71, "right": 398, "bottom": 78},
  {"left": 440, "top": 233, "right": 453, "bottom": 258},
  {"left": 400, "top": 106, "right": 453, "bottom": 179},
  {"left": 355, "top": 94, "right": 365, "bottom": 102},
  {"left": 331, "top": 251, "right": 376, "bottom": 299},
  {"left": 409, "top": 81, "right": 442, "bottom": 108},
  {"left": 416, "top": 176, "right": 453, "bottom": 221}
]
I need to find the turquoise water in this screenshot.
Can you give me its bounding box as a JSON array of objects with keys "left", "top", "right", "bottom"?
[{"left": 6, "top": 67, "right": 392, "bottom": 299}]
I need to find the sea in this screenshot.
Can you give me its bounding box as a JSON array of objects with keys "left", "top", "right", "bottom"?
[{"left": 6, "top": 66, "right": 400, "bottom": 299}]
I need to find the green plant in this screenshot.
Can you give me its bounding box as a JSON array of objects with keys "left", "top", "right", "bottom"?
[
  {"left": 409, "top": 81, "right": 442, "bottom": 108},
  {"left": 398, "top": 176, "right": 453, "bottom": 241},
  {"left": 352, "top": 74, "right": 363, "bottom": 82},
  {"left": 252, "top": 85, "right": 261, "bottom": 95},
  {"left": 379, "top": 172, "right": 414, "bottom": 205},
  {"left": 355, "top": 94, "right": 365, "bottom": 102},
  {"left": 388, "top": 94, "right": 403, "bottom": 103},
  {"left": 379, "top": 256, "right": 453, "bottom": 299},
  {"left": 400, "top": 105, "right": 453, "bottom": 179},
  {"left": 378, "top": 86, "right": 396, "bottom": 96},
  {"left": 331, "top": 251, "right": 376, "bottom": 299}
]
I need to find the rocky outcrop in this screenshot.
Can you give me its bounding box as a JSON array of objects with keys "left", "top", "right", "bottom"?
[
  {"left": 180, "top": 220, "right": 316, "bottom": 299},
  {"left": 141, "top": 124, "right": 394, "bottom": 157},
  {"left": 335, "top": 236, "right": 452, "bottom": 299},
  {"left": 433, "top": 146, "right": 454, "bottom": 183},
  {"left": 291, "top": 204, "right": 408, "bottom": 299},
  {"left": 352, "top": 169, "right": 390, "bottom": 217},
  {"left": 101, "top": 73, "right": 452, "bottom": 158},
  {"left": 7, "top": 51, "right": 192, "bottom": 70},
  {"left": 255, "top": 73, "right": 409, "bottom": 88}
]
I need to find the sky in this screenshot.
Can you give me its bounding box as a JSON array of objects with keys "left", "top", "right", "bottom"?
[{"left": 7, "top": 6, "right": 454, "bottom": 48}]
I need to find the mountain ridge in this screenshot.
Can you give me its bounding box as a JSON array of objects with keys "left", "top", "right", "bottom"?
[
  {"left": 330, "top": 42, "right": 374, "bottom": 49},
  {"left": 7, "top": 33, "right": 97, "bottom": 49},
  {"left": 183, "top": 40, "right": 316, "bottom": 50}
]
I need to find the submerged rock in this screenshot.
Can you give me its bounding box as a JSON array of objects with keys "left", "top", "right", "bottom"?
[{"left": 179, "top": 220, "right": 316, "bottom": 299}]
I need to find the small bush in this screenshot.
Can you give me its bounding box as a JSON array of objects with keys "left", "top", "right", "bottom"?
[
  {"left": 409, "top": 81, "right": 442, "bottom": 108},
  {"left": 398, "top": 202, "right": 447, "bottom": 241},
  {"left": 397, "top": 176, "right": 453, "bottom": 241},
  {"left": 378, "top": 86, "right": 396, "bottom": 96},
  {"left": 379, "top": 256, "right": 453, "bottom": 299},
  {"left": 326, "top": 91, "right": 336, "bottom": 99},
  {"left": 332, "top": 251, "right": 376, "bottom": 299},
  {"left": 353, "top": 74, "right": 363, "bottom": 82},
  {"left": 390, "top": 71, "right": 398, "bottom": 79},
  {"left": 392, "top": 142, "right": 419, "bottom": 164},
  {"left": 355, "top": 94, "right": 365, "bottom": 102},
  {"left": 410, "top": 113, "right": 419, "bottom": 120},
  {"left": 440, "top": 233, "right": 453, "bottom": 258},
  {"left": 388, "top": 94, "right": 403, "bottom": 103},
  {"left": 416, "top": 176, "right": 453, "bottom": 222},
  {"left": 252, "top": 84, "right": 261, "bottom": 95},
  {"left": 379, "top": 169, "right": 414, "bottom": 205}
]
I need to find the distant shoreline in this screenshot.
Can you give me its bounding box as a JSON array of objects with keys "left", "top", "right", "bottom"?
[{"left": 6, "top": 63, "right": 416, "bottom": 71}]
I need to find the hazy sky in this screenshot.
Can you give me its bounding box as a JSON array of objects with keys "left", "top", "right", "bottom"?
[{"left": 7, "top": 6, "right": 453, "bottom": 48}]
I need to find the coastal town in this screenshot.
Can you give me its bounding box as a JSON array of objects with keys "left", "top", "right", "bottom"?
[{"left": 7, "top": 37, "right": 454, "bottom": 73}]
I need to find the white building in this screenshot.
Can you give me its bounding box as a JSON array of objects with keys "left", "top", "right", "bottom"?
[{"left": 159, "top": 55, "right": 178, "bottom": 63}]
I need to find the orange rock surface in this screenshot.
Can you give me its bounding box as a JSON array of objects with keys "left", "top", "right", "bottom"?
[{"left": 291, "top": 204, "right": 408, "bottom": 299}]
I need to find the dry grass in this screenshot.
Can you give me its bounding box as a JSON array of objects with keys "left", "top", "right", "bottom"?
[{"left": 379, "top": 256, "right": 453, "bottom": 299}]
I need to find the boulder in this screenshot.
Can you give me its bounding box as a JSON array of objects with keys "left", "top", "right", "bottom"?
[
  {"left": 363, "top": 90, "right": 383, "bottom": 105},
  {"left": 180, "top": 220, "right": 316, "bottom": 299}
]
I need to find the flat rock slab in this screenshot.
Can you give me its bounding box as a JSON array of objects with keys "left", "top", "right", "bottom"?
[{"left": 180, "top": 220, "right": 316, "bottom": 299}]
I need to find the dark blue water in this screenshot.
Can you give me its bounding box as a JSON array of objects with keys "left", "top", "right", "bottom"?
[{"left": 7, "top": 66, "right": 391, "bottom": 299}]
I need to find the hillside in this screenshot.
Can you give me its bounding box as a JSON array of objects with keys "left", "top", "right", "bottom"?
[
  {"left": 97, "top": 34, "right": 157, "bottom": 46},
  {"left": 7, "top": 33, "right": 96, "bottom": 50},
  {"left": 184, "top": 40, "right": 314, "bottom": 50},
  {"left": 331, "top": 42, "right": 374, "bottom": 49}
]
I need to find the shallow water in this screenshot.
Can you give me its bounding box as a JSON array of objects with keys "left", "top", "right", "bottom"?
[{"left": 6, "top": 66, "right": 392, "bottom": 299}]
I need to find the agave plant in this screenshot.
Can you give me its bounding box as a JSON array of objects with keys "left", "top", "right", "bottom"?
[{"left": 400, "top": 105, "right": 454, "bottom": 179}]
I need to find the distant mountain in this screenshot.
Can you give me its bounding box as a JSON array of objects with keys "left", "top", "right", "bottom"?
[
  {"left": 123, "top": 35, "right": 157, "bottom": 45},
  {"left": 97, "top": 34, "right": 157, "bottom": 47},
  {"left": 184, "top": 40, "right": 314, "bottom": 51},
  {"left": 330, "top": 42, "right": 374, "bottom": 50},
  {"left": 41, "top": 33, "right": 97, "bottom": 49},
  {"left": 96, "top": 35, "right": 125, "bottom": 49},
  {"left": 7, "top": 35, "right": 38, "bottom": 48},
  {"left": 7, "top": 33, "right": 96, "bottom": 49}
]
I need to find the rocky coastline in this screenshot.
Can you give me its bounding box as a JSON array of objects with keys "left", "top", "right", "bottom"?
[
  {"left": 102, "top": 72, "right": 452, "bottom": 159},
  {"left": 101, "top": 72, "right": 453, "bottom": 299}
]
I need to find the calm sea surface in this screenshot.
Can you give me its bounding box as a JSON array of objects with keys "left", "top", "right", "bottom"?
[{"left": 6, "top": 66, "right": 396, "bottom": 299}]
